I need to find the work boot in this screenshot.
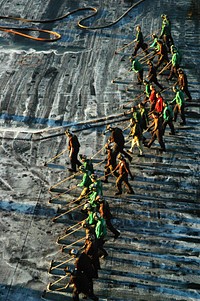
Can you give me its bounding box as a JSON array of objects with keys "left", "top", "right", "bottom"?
[
  {"left": 126, "top": 190, "right": 134, "bottom": 194},
  {"left": 128, "top": 155, "right": 132, "bottom": 162},
  {"left": 68, "top": 168, "right": 76, "bottom": 172},
  {"left": 90, "top": 295, "right": 99, "bottom": 301},
  {"left": 115, "top": 191, "right": 122, "bottom": 196},
  {"left": 138, "top": 154, "right": 145, "bottom": 157},
  {"left": 114, "top": 231, "right": 120, "bottom": 239},
  {"left": 127, "top": 149, "right": 133, "bottom": 154}
]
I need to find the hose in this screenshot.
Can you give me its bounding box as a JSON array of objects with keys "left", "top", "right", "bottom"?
[{"left": 0, "top": 0, "right": 145, "bottom": 42}]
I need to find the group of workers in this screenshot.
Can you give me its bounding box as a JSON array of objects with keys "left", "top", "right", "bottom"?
[{"left": 58, "top": 14, "right": 192, "bottom": 301}]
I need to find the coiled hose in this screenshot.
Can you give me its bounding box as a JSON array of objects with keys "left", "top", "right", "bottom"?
[{"left": 0, "top": 0, "right": 145, "bottom": 42}]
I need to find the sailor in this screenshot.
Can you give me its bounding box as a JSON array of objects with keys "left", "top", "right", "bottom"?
[
  {"left": 171, "top": 86, "right": 186, "bottom": 125},
  {"left": 76, "top": 165, "right": 92, "bottom": 203},
  {"left": 130, "top": 57, "right": 144, "bottom": 85},
  {"left": 145, "top": 112, "right": 166, "bottom": 152},
  {"left": 106, "top": 125, "right": 132, "bottom": 163},
  {"left": 96, "top": 195, "right": 120, "bottom": 239},
  {"left": 159, "top": 14, "right": 174, "bottom": 51},
  {"left": 65, "top": 130, "right": 81, "bottom": 172},
  {"left": 128, "top": 118, "right": 144, "bottom": 157},
  {"left": 68, "top": 248, "right": 99, "bottom": 301},
  {"left": 162, "top": 101, "right": 175, "bottom": 135},
  {"left": 113, "top": 154, "right": 134, "bottom": 195},
  {"left": 146, "top": 60, "right": 164, "bottom": 91},
  {"left": 79, "top": 154, "right": 94, "bottom": 175},
  {"left": 175, "top": 68, "right": 192, "bottom": 101},
  {"left": 103, "top": 143, "right": 117, "bottom": 183},
  {"left": 132, "top": 25, "right": 149, "bottom": 57}
]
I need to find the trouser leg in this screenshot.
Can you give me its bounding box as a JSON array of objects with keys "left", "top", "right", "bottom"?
[
  {"left": 180, "top": 104, "right": 186, "bottom": 124},
  {"left": 106, "top": 219, "right": 120, "bottom": 236},
  {"left": 184, "top": 86, "right": 192, "bottom": 100},
  {"left": 133, "top": 43, "right": 140, "bottom": 57},
  {"left": 162, "top": 120, "right": 167, "bottom": 135},
  {"left": 157, "top": 132, "right": 166, "bottom": 150},
  {"left": 168, "top": 119, "right": 175, "bottom": 134},
  {"left": 116, "top": 175, "right": 123, "bottom": 193},
  {"left": 78, "top": 187, "right": 88, "bottom": 201},
  {"left": 124, "top": 178, "right": 134, "bottom": 193},
  {"left": 147, "top": 133, "right": 156, "bottom": 147},
  {"left": 173, "top": 104, "right": 179, "bottom": 122},
  {"left": 72, "top": 288, "right": 80, "bottom": 301},
  {"left": 141, "top": 43, "right": 149, "bottom": 55},
  {"left": 138, "top": 69, "right": 143, "bottom": 83},
  {"left": 137, "top": 139, "right": 144, "bottom": 155},
  {"left": 153, "top": 78, "right": 163, "bottom": 90}
]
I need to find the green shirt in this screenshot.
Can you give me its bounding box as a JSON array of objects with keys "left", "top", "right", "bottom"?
[
  {"left": 87, "top": 212, "right": 95, "bottom": 225},
  {"left": 150, "top": 37, "right": 160, "bottom": 51},
  {"left": 172, "top": 90, "right": 185, "bottom": 106},
  {"left": 131, "top": 60, "right": 143, "bottom": 73},
  {"left": 172, "top": 52, "right": 180, "bottom": 67},
  {"left": 163, "top": 105, "right": 173, "bottom": 121},
  {"left": 95, "top": 217, "right": 107, "bottom": 239},
  {"left": 145, "top": 83, "right": 151, "bottom": 98},
  {"left": 82, "top": 159, "right": 94, "bottom": 175},
  {"left": 136, "top": 31, "right": 143, "bottom": 43},
  {"left": 78, "top": 172, "right": 92, "bottom": 188},
  {"left": 89, "top": 180, "right": 103, "bottom": 196},
  {"left": 160, "top": 19, "right": 171, "bottom": 36},
  {"left": 132, "top": 110, "right": 141, "bottom": 123}
]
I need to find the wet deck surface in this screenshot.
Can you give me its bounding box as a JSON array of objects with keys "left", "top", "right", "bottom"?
[{"left": 0, "top": 0, "right": 200, "bottom": 301}]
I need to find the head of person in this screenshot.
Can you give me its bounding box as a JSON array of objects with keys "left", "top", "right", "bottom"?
[
  {"left": 157, "top": 39, "right": 163, "bottom": 45},
  {"left": 93, "top": 212, "right": 101, "bottom": 221},
  {"left": 143, "top": 80, "right": 149, "bottom": 86},
  {"left": 138, "top": 102, "right": 145, "bottom": 109},
  {"left": 130, "top": 117, "right": 136, "bottom": 125},
  {"left": 79, "top": 154, "right": 87, "bottom": 162},
  {"left": 118, "top": 154, "right": 125, "bottom": 161},
  {"left": 90, "top": 183, "right": 97, "bottom": 192},
  {"left": 104, "top": 143, "right": 110, "bottom": 150},
  {"left": 177, "top": 68, "right": 183, "bottom": 75},
  {"left": 69, "top": 248, "right": 78, "bottom": 257},
  {"left": 170, "top": 45, "right": 177, "bottom": 54},
  {"left": 136, "top": 25, "right": 141, "bottom": 32},
  {"left": 147, "top": 60, "right": 152, "bottom": 66},
  {"left": 131, "top": 106, "right": 137, "bottom": 112},
  {"left": 152, "top": 111, "right": 159, "bottom": 118},
  {"left": 173, "top": 86, "right": 177, "bottom": 93},
  {"left": 150, "top": 84, "right": 154, "bottom": 91},
  {"left": 83, "top": 202, "right": 92, "bottom": 212},
  {"left": 86, "top": 234, "right": 95, "bottom": 241},
  {"left": 79, "top": 165, "right": 86, "bottom": 173},
  {"left": 106, "top": 125, "right": 113, "bottom": 132},
  {"left": 90, "top": 173, "right": 97, "bottom": 182},
  {"left": 161, "top": 14, "right": 167, "bottom": 19},
  {"left": 65, "top": 129, "right": 72, "bottom": 137},
  {"left": 156, "top": 92, "right": 161, "bottom": 98},
  {"left": 96, "top": 195, "right": 104, "bottom": 203}
]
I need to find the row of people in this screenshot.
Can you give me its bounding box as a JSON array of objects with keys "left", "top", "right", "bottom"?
[
  {"left": 130, "top": 15, "right": 192, "bottom": 102},
  {"left": 60, "top": 14, "right": 192, "bottom": 300},
  {"left": 64, "top": 162, "right": 123, "bottom": 300}
]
